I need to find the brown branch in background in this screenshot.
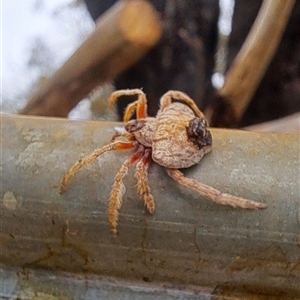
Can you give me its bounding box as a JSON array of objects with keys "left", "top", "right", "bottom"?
[
  {"left": 206, "top": 0, "right": 296, "bottom": 128},
  {"left": 20, "top": 0, "right": 162, "bottom": 117}
]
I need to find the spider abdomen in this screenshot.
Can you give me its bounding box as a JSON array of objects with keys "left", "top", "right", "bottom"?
[{"left": 152, "top": 103, "right": 212, "bottom": 169}]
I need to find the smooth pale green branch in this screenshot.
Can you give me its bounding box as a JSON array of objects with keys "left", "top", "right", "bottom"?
[{"left": 1, "top": 114, "right": 299, "bottom": 296}]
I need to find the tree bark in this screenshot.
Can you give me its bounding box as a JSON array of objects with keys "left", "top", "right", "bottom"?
[{"left": 111, "top": 0, "right": 220, "bottom": 117}]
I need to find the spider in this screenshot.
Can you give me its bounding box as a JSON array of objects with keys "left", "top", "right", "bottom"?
[{"left": 60, "top": 89, "right": 267, "bottom": 234}]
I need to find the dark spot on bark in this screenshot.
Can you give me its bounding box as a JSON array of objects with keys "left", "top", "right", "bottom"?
[{"left": 142, "top": 276, "right": 152, "bottom": 282}]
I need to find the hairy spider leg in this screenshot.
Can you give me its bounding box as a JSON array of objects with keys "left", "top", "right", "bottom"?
[
  {"left": 134, "top": 148, "right": 155, "bottom": 214},
  {"left": 60, "top": 141, "right": 135, "bottom": 193},
  {"left": 110, "top": 131, "right": 135, "bottom": 142},
  {"left": 108, "top": 89, "right": 148, "bottom": 122},
  {"left": 167, "top": 169, "right": 267, "bottom": 209},
  {"left": 160, "top": 90, "right": 204, "bottom": 118},
  {"left": 109, "top": 146, "right": 145, "bottom": 234}
]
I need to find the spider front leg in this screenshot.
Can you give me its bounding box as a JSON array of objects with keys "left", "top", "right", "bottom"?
[
  {"left": 110, "top": 130, "right": 135, "bottom": 143},
  {"left": 134, "top": 148, "right": 155, "bottom": 214},
  {"left": 160, "top": 90, "right": 204, "bottom": 118},
  {"left": 60, "top": 141, "right": 135, "bottom": 193},
  {"left": 109, "top": 146, "right": 145, "bottom": 235},
  {"left": 108, "top": 89, "right": 148, "bottom": 121},
  {"left": 167, "top": 169, "right": 267, "bottom": 209}
]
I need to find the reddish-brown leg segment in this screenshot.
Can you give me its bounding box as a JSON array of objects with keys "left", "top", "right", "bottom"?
[
  {"left": 109, "top": 146, "right": 145, "bottom": 234},
  {"left": 159, "top": 90, "right": 204, "bottom": 118},
  {"left": 167, "top": 169, "right": 267, "bottom": 209},
  {"left": 60, "top": 141, "right": 135, "bottom": 193},
  {"left": 134, "top": 148, "right": 155, "bottom": 214},
  {"left": 108, "top": 89, "right": 148, "bottom": 121}
]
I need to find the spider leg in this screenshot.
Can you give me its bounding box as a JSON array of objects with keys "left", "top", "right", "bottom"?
[
  {"left": 167, "top": 169, "right": 267, "bottom": 209},
  {"left": 134, "top": 148, "right": 155, "bottom": 214},
  {"left": 110, "top": 131, "right": 135, "bottom": 142},
  {"left": 60, "top": 141, "right": 135, "bottom": 193},
  {"left": 108, "top": 89, "right": 148, "bottom": 121},
  {"left": 160, "top": 90, "right": 204, "bottom": 118},
  {"left": 109, "top": 146, "right": 145, "bottom": 235},
  {"left": 122, "top": 100, "right": 139, "bottom": 121}
]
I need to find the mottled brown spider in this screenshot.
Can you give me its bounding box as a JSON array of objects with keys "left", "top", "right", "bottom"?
[{"left": 60, "top": 89, "right": 267, "bottom": 234}]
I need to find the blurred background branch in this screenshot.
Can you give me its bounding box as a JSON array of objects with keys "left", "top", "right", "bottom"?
[
  {"left": 206, "top": 0, "right": 296, "bottom": 127},
  {"left": 2, "top": 0, "right": 299, "bottom": 129},
  {"left": 20, "top": 0, "right": 162, "bottom": 117}
]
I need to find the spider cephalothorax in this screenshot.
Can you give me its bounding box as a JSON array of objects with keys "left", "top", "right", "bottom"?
[{"left": 60, "top": 89, "right": 267, "bottom": 234}]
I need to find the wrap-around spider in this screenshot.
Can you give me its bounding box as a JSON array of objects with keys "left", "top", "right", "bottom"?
[{"left": 60, "top": 89, "right": 267, "bottom": 234}]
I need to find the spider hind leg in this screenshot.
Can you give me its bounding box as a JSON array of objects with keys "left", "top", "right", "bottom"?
[
  {"left": 167, "top": 168, "right": 267, "bottom": 209},
  {"left": 160, "top": 90, "right": 204, "bottom": 118}
]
